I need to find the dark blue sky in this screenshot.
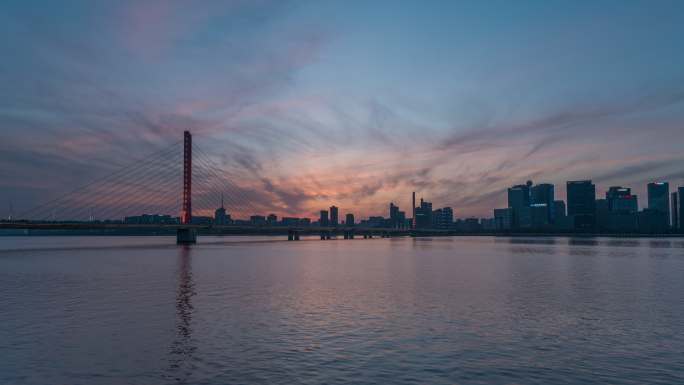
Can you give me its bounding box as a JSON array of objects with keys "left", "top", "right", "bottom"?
[{"left": 2, "top": 0, "right": 684, "bottom": 218}]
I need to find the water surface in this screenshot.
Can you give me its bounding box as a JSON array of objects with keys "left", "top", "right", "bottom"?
[{"left": 1, "top": 236, "right": 684, "bottom": 384}]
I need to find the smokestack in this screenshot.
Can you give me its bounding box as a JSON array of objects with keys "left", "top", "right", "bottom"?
[{"left": 412, "top": 191, "right": 416, "bottom": 229}]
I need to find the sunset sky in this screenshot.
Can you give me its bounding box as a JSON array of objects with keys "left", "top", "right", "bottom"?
[{"left": 2, "top": 0, "right": 684, "bottom": 220}]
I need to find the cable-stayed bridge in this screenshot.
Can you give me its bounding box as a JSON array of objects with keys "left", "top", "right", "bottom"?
[{"left": 1, "top": 131, "right": 411, "bottom": 244}]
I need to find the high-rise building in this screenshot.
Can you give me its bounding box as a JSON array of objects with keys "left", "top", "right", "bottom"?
[
  {"left": 671, "top": 192, "right": 678, "bottom": 230},
  {"left": 508, "top": 183, "right": 531, "bottom": 209},
  {"left": 433, "top": 207, "right": 453, "bottom": 229},
  {"left": 214, "top": 195, "right": 230, "bottom": 225},
  {"left": 320, "top": 210, "right": 329, "bottom": 227},
  {"left": 638, "top": 209, "right": 668, "bottom": 234},
  {"left": 329, "top": 206, "right": 339, "bottom": 226},
  {"left": 553, "top": 200, "right": 566, "bottom": 219},
  {"left": 250, "top": 215, "right": 266, "bottom": 225},
  {"left": 606, "top": 186, "right": 638, "bottom": 213},
  {"left": 267, "top": 214, "right": 277, "bottom": 225},
  {"left": 461, "top": 218, "right": 482, "bottom": 232},
  {"left": 648, "top": 182, "right": 670, "bottom": 228},
  {"left": 494, "top": 208, "right": 513, "bottom": 230},
  {"left": 415, "top": 198, "right": 433, "bottom": 229},
  {"left": 345, "top": 213, "right": 355, "bottom": 226},
  {"left": 481, "top": 218, "right": 497, "bottom": 231},
  {"left": 679, "top": 187, "right": 684, "bottom": 232},
  {"left": 567, "top": 180, "right": 596, "bottom": 230},
  {"left": 595, "top": 199, "right": 609, "bottom": 231},
  {"left": 389, "top": 203, "right": 400, "bottom": 228},
  {"left": 508, "top": 181, "right": 532, "bottom": 228},
  {"left": 282, "top": 217, "right": 306, "bottom": 227},
  {"left": 530, "top": 204, "right": 550, "bottom": 228},
  {"left": 531, "top": 183, "right": 554, "bottom": 222},
  {"left": 553, "top": 200, "right": 574, "bottom": 230},
  {"left": 397, "top": 211, "right": 406, "bottom": 228},
  {"left": 602, "top": 186, "right": 639, "bottom": 232},
  {"left": 412, "top": 192, "right": 416, "bottom": 229}
]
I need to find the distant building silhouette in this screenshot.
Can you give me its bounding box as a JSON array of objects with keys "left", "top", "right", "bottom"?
[
  {"left": 432, "top": 207, "right": 453, "bottom": 229},
  {"left": 553, "top": 200, "right": 566, "bottom": 218},
  {"left": 638, "top": 209, "right": 668, "bottom": 234},
  {"left": 125, "top": 214, "right": 178, "bottom": 225},
  {"left": 414, "top": 198, "right": 433, "bottom": 229},
  {"left": 531, "top": 183, "right": 554, "bottom": 222},
  {"left": 250, "top": 215, "right": 266, "bottom": 226},
  {"left": 191, "top": 216, "right": 213, "bottom": 225},
  {"left": 595, "top": 198, "right": 609, "bottom": 231},
  {"left": 648, "top": 182, "right": 670, "bottom": 228},
  {"left": 553, "top": 200, "right": 573, "bottom": 230},
  {"left": 508, "top": 181, "right": 532, "bottom": 228},
  {"left": 412, "top": 192, "right": 416, "bottom": 229},
  {"left": 494, "top": 208, "right": 513, "bottom": 230},
  {"left": 214, "top": 195, "right": 230, "bottom": 225},
  {"left": 320, "top": 210, "right": 329, "bottom": 227},
  {"left": 606, "top": 186, "right": 638, "bottom": 213},
  {"left": 345, "top": 213, "right": 355, "bottom": 226},
  {"left": 480, "top": 218, "right": 496, "bottom": 230},
  {"left": 397, "top": 210, "right": 406, "bottom": 228},
  {"left": 387, "top": 203, "right": 407, "bottom": 229},
  {"left": 567, "top": 180, "right": 596, "bottom": 230},
  {"left": 282, "top": 217, "right": 305, "bottom": 227},
  {"left": 679, "top": 187, "right": 684, "bottom": 232},
  {"left": 389, "top": 203, "right": 400, "bottom": 228},
  {"left": 460, "top": 218, "right": 481, "bottom": 232},
  {"left": 671, "top": 192, "right": 678, "bottom": 230},
  {"left": 329, "top": 206, "right": 339, "bottom": 226},
  {"left": 361, "top": 216, "right": 385, "bottom": 228},
  {"left": 529, "top": 204, "right": 550, "bottom": 228},
  {"left": 267, "top": 213, "right": 277, "bottom": 225}
]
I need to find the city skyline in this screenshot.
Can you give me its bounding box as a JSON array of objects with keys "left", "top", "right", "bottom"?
[
  {"left": 11, "top": 175, "right": 683, "bottom": 233},
  {"left": 2, "top": 1, "right": 684, "bottom": 220}
]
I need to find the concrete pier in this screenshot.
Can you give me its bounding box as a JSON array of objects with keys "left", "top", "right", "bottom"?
[
  {"left": 176, "top": 228, "right": 197, "bottom": 244},
  {"left": 288, "top": 230, "right": 301, "bottom": 241}
]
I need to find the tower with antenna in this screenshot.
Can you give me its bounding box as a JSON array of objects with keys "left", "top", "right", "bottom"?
[
  {"left": 412, "top": 191, "right": 416, "bottom": 229},
  {"left": 214, "top": 192, "right": 228, "bottom": 225}
]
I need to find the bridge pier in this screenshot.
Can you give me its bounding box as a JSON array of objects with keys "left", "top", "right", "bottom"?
[
  {"left": 177, "top": 228, "right": 197, "bottom": 245},
  {"left": 288, "top": 230, "right": 301, "bottom": 241}
]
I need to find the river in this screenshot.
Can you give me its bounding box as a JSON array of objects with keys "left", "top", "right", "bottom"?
[{"left": 1, "top": 236, "right": 683, "bottom": 384}]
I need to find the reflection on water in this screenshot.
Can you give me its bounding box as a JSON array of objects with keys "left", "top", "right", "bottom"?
[
  {"left": 605, "top": 239, "right": 641, "bottom": 248},
  {"left": 167, "top": 246, "right": 196, "bottom": 383},
  {"left": 504, "top": 237, "right": 558, "bottom": 245},
  {"left": 1, "top": 235, "right": 684, "bottom": 384},
  {"left": 568, "top": 238, "right": 600, "bottom": 247}
]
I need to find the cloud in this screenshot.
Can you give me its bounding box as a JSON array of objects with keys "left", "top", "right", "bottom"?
[{"left": 437, "top": 88, "right": 684, "bottom": 154}]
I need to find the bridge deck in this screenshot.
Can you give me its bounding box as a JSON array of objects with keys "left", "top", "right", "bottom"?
[{"left": 0, "top": 222, "right": 415, "bottom": 234}]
